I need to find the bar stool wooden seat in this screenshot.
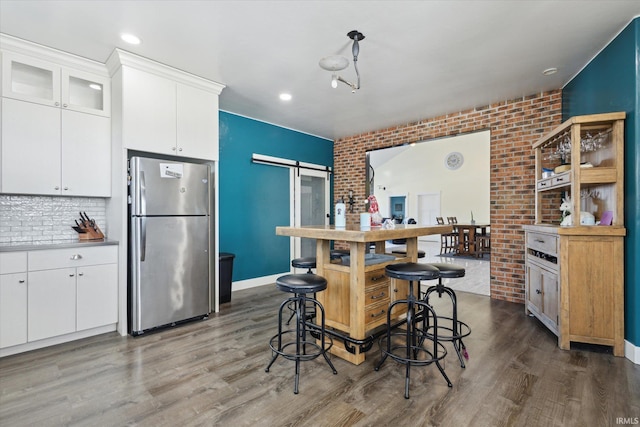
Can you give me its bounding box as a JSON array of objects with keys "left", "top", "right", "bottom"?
[
  {"left": 420, "top": 262, "right": 471, "bottom": 368},
  {"left": 265, "top": 273, "right": 337, "bottom": 394},
  {"left": 374, "top": 263, "right": 452, "bottom": 398}
]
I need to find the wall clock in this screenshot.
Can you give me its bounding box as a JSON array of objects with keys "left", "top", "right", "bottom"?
[{"left": 445, "top": 152, "right": 464, "bottom": 170}]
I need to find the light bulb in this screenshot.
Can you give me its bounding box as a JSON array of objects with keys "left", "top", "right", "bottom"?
[{"left": 331, "top": 75, "right": 338, "bottom": 89}]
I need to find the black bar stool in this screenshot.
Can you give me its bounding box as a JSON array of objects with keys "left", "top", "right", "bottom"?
[
  {"left": 265, "top": 273, "right": 337, "bottom": 394},
  {"left": 420, "top": 263, "right": 471, "bottom": 368},
  {"left": 291, "top": 257, "right": 316, "bottom": 273},
  {"left": 330, "top": 249, "right": 349, "bottom": 260},
  {"left": 375, "top": 263, "right": 452, "bottom": 399},
  {"left": 286, "top": 257, "right": 317, "bottom": 325}
]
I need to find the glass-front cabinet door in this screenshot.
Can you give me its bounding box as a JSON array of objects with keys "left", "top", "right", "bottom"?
[
  {"left": 1, "top": 52, "right": 110, "bottom": 117},
  {"left": 1, "top": 52, "right": 61, "bottom": 106},
  {"left": 62, "top": 69, "right": 110, "bottom": 117}
]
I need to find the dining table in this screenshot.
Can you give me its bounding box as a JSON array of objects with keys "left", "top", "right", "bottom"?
[
  {"left": 454, "top": 223, "right": 490, "bottom": 256},
  {"left": 275, "top": 223, "right": 452, "bottom": 365}
]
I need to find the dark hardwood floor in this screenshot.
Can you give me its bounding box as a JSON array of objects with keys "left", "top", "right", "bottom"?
[{"left": 1, "top": 285, "right": 638, "bottom": 426}]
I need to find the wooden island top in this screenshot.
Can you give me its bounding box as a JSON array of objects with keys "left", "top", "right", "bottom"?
[{"left": 276, "top": 223, "right": 452, "bottom": 364}]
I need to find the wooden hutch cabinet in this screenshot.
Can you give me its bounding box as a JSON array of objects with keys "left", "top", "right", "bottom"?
[{"left": 523, "top": 112, "right": 625, "bottom": 356}]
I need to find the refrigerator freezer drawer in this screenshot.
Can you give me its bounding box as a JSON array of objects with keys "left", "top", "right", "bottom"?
[{"left": 131, "top": 215, "right": 209, "bottom": 333}]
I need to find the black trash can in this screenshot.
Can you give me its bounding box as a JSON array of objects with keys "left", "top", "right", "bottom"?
[{"left": 219, "top": 252, "right": 235, "bottom": 304}]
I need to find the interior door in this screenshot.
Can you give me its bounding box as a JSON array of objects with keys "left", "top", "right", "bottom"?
[
  {"left": 293, "top": 169, "right": 330, "bottom": 263},
  {"left": 417, "top": 192, "right": 441, "bottom": 241}
]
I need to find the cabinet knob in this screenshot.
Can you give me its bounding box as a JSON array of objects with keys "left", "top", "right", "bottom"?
[
  {"left": 69, "top": 274, "right": 75, "bottom": 277},
  {"left": 55, "top": 102, "right": 60, "bottom": 106},
  {"left": 178, "top": 147, "right": 183, "bottom": 152},
  {"left": 70, "top": 254, "right": 83, "bottom": 260},
  {"left": 536, "top": 289, "right": 542, "bottom": 294},
  {"left": 63, "top": 104, "right": 68, "bottom": 108},
  {"left": 171, "top": 147, "right": 176, "bottom": 151},
  {"left": 78, "top": 272, "right": 84, "bottom": 277},
  {"left": 54, "top": 186, "right": 60, "bottom": 190},
  {"left": 19, "top": 280, "right": 25, "bottom": 284},
  {"left": 64, "top": 187, "right": 69, "bottom": 191}
]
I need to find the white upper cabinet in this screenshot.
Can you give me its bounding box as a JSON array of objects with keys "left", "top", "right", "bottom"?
[
  {"left": 120, "top": 66, "right": 177, "bottom": 155},
  {"left": 177, "top": 83, "right": 219, "bottom": 161},
  {"left": 2, "top": 52, "right": 110, "bottom": 117},
  {"left": 1, "top": 53, "right": 60, "bottom": 106},
  {"left": 108, "top": 49, "right": 225, "bottom": 161},
  {"left": 0, "top": 36, "right": 111, "bottom": 196},
  {"left": 62, "top": 68, "right": 110, "bottom": 117}
]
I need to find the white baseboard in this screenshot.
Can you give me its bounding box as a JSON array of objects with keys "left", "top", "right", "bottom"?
[
  {"left": 231, "top": 273, "right": 286, "bottom": 292},
  {"left": 625, "top": 340, "right": 640, "bottom": 364},
  {"left": 0, "top": 324, "right": 117, "bottom": 358}
]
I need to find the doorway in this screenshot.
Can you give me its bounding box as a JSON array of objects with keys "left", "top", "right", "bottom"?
[
  {"left": 389, "top": 195, "right": 406, "bottom": 222},
  {"left": 417, "top": 192, "right": 441, "bottom": 241}
]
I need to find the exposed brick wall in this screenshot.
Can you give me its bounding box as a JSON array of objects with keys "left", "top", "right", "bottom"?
[{"left": 333, "top": 91, "right": 562, "bottom": 303}]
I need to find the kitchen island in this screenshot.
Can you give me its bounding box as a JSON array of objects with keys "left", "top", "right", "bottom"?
[{"left": 276, "top": 224, "right": 452, "bottom": 364}]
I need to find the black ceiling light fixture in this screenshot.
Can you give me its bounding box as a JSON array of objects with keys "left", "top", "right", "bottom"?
[{"left": 318, "top": 30, "right": 365, "bottom": 93}]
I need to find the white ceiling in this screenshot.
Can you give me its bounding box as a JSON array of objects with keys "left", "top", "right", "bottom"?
[{"left": 1, "top": 1, "right": 639, "bottom": 141}]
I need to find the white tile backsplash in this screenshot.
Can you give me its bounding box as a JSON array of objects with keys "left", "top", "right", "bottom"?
[{"left": 0, "top": 195, "right": 107, "bottom": 244}]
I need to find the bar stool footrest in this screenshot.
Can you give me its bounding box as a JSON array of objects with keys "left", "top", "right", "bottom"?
[
  {"left": 268, "top": 330, "right": 334, "bottom": 362},
  {"left": 379, "top": 334, "right": 447, "bottom": 366},
  {"left": 422, "top": 316, "right": 471, "bottom": 341}
]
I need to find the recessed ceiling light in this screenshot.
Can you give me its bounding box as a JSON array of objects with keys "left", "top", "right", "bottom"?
[
  {"left": 542, "top": 67, "right": 558, "bottom": 76},
  {"left": 279, "top": 93, "right": 292, "bottom": 101},
  {"left": 121, "top": 33, "right": 141, "bottom": 45}
]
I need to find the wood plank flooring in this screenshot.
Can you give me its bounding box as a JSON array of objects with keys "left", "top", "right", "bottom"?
[{"left": 1, "top": 285, "right": 638, "bottom": 426}]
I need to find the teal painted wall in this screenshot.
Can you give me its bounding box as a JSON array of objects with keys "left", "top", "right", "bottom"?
[
  {"left": 218, "top": 112, "right": 333, "bottom": 281},
  {"left": 562, "top": 18, "right": 640, "bottom": 347}
]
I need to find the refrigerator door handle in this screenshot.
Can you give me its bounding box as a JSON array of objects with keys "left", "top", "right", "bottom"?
[
  {"left": 140, "top": 217, "right": 147, "bottom": 262},
  {"left": 140, "top": 171, "right": 147, "bottom": 217}
]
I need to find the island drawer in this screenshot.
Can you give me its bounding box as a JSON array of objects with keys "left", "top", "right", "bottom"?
[
  {"left": 364, "top": 282, "right": 390, "bottom": 308},
  {"left": 365, "top": 269, "right": 389, "bottom": 288},
  {"left": 365, "top": 300, "right": 388, "bottom": 328}
]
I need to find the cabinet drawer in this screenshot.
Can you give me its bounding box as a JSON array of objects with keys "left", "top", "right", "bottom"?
[
  {"left": 364, "top": 283, "right": 390, "bottom": 308},
  {"left": 536, "top": 177, "right": 553, "bottom": 191},
  {"left": 551, "top": 172, "right": 570, "bottom": 187},
  {"left": 28, "top": 245, "right": 117, "bottom": 271},
  {"left": 365, "top": 269, "right": 389, "bottom": 287},
  {"left": 365, "top": 301, "right": 388, "bottom": 328},
  {"left": 0, "top": 252, "right": 27, "bottom": 274},
  {"left": 526, "top": 232, "right": 558, "bottom": 256}
]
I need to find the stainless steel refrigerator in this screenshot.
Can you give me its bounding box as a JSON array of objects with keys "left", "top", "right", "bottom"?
[{"left": 129, "top": 156, "right": 211, "bottom": 335}]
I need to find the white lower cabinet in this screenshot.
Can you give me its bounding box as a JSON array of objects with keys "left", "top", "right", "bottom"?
[
  {"left": 0, "top": 252, "right": 28, "bottom": 348},
  {"left": 28, "top": 268, "right": 77, "bottom": 341},
  {"left": 0, "top": 245, "right": 118, "bottom": 355},
  {"left": 76, "top": 263, "right": 118, "bottom": 331},
  {"left": 0, "top": 272, "right": 28, "bottom": 348}
]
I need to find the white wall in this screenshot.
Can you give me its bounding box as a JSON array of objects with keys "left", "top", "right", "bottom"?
[{"left": 371, "top": 130, "right": 490, "bottom": 224}]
